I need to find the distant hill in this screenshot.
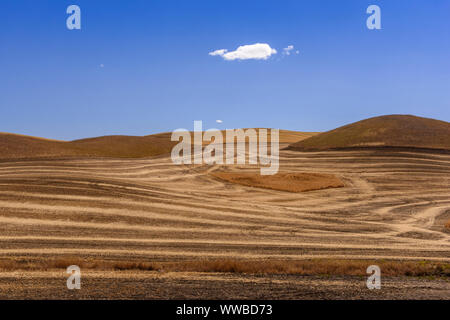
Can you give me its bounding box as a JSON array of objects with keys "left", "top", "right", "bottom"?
[
  {"left": 198, "top": 129, "right": 318, "bottom": 145},
  {"left": 0, "top": 132, "right": 176, "bottom": 159},
  {"left": 287, "top": 115, "right": 450, "bottom": 152},
  {"left": 0, "top": 129, "right": 317, "bottom": 160}
]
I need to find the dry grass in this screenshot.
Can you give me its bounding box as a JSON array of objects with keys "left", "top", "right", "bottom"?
[
  {"left": 0, "top": 257, "right": 159, "bottom": 272},
  {"left": 211, "top": 172, "right": 344, "bottom": 193},
  {"left": 1, "top": 258, "right": 449, "bottom": 277},
  {"left": 288, "top": 115, "right": 450, "bottom": 151}
]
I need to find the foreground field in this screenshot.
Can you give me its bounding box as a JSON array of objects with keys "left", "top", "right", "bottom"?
[
  {"left": 0, "top": 271, "right": 449, "bottom": 300},
  {"left": 0, "top": 143, "right": 449, "bottom": 298}
]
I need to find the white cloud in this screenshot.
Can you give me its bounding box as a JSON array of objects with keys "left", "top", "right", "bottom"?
[
  {"left": 283, "top": 45, "right": 294, "bottom": 55},
  {"left": 283, "top": 45, "right": 299, "bottom": 56},
  {"left": 209, "top": 43, "right": 277, "bottom": 61},
  {"left": 209, "top": 49, "right": 228, "bottom": 56},
  {"left": 216, "top": 120, "right": 223, "bottom": 124}
]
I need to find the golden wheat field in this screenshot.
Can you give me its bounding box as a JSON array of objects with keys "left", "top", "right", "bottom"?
[{"left": 0, "top": 129, "right": 449, "bottom": 299}]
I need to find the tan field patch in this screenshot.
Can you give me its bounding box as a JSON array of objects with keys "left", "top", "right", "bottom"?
[
  {"left": 211, "top": 171, "right": 345, "bottom": 193},
  {"left": 198, "top": 129, "right": 318, "bottom": 145}
]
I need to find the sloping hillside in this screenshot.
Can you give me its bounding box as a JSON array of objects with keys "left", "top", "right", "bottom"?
[
  {"left": 0, "top": 132, "right": 176, "bottom": 159},
  {"left": 0, "top": 129, "right": 318, "bottom": 159},
  {"left": 287, "top": 115, "right": 450, "bottom": 152}
]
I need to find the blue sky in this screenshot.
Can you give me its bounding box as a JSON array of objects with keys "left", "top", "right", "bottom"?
[{"left": 0, "top": 0, "right": 449, "bottom": 140}]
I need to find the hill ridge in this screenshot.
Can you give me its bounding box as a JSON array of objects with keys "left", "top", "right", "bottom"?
[
  {"left": 0, "top": 129, "right": 316, "bottom": 160},
  {"left": 287, "top": 115, "right": 450, "bottom": 152}
]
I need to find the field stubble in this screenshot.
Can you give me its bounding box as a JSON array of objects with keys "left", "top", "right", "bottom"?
[{"left": 0, "top": 144, "right": 450, "bottom": 299}]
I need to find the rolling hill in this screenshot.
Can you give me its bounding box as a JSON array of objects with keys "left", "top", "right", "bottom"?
[
  {"left": 0, "top": 132, "right": 176, "bottom": 159},
  {"left": 287, "top": 115, "right": 450, "bottom": 152},
  {"left": 0, "top": 130, "right": 317, "bottom": 160}
]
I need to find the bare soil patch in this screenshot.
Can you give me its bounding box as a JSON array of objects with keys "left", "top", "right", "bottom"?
[
  {"left": 211, "top": 172, "right": 344, "bottom": 193},
  {"left": 0, "top": 271, "right": 449, "bottom": 300}
]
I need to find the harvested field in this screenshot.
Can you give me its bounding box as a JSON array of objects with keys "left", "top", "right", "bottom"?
[{"left": 0, "top": 136, "right": 449, "bottom": 298}]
